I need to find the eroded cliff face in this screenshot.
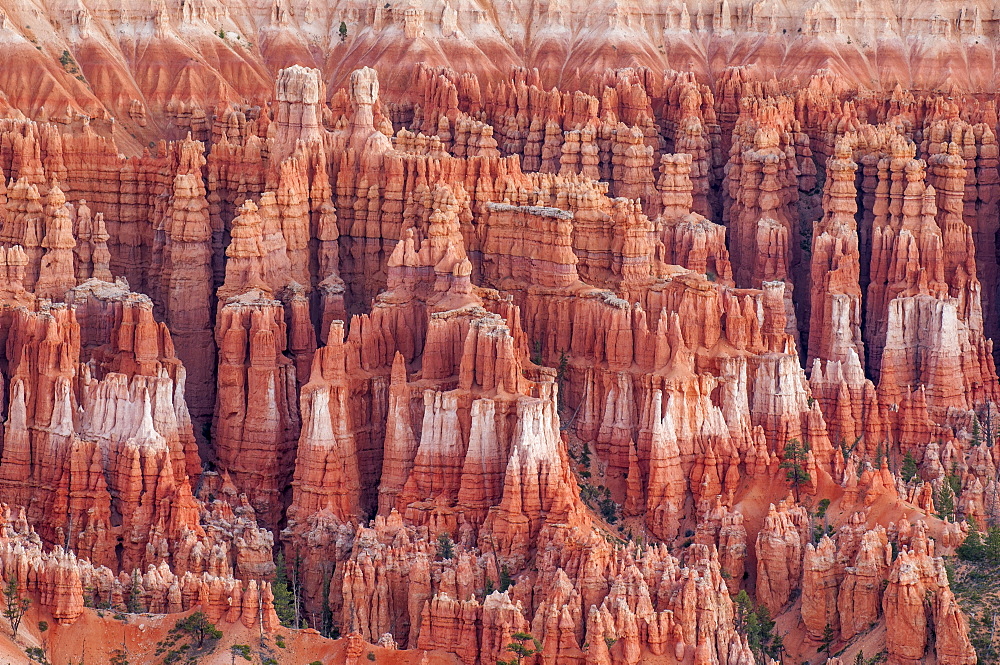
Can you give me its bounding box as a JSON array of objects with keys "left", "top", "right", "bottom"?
[
  {"left": 0, "top": 6, "right": 996, "bottom": 663},
  {"left": 2, "top": 0, "right": 1000, "bottom": 147}
]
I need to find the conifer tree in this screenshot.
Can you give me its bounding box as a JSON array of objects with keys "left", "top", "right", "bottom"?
[
  {"left": 780, "top": 439, "right": 811, "bottom": 501},
  {"left": 272, "top": 552, "right": 298, "bottom": 628}
]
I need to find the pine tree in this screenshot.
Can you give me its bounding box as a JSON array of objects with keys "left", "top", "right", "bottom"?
[
  {"left": 985, "top": 526, "right": 1000, "bottom": 562},
  {"left": 320, "top": 570, "right": 335, "bottom": 638},
  {"left": 436, "top": 533, "right": 455, "bottom": 560},
  {"left": 174, "top": 611, "right": 222, "bottom": 647},
  {"left": 497, "top": 632, "right": 542, "bottom": 665},
  {"left": 818, "top": 623, "right": 836, "bottom": 655},
  {"left": 127, "top": 570, "right": 143, "bottom": 613},
  {"left": 780, "top": 439, "right": 811, "bottom": 501},
  {"left": 983, "top": 405, "right": 996, "bottom": 447},
  {"left": 957, "top": 520, "right": 986, "bottom": 561},
  {"left": 946, "top": 467, "right": 963, "bottom": 498},
  {"left": 556, "top": 351, "right": 570, "bottom": 410},
  {"left": 771, "top": 633, "right": 785, "bottom": 663},
  {"left": 272, "top": 553, "right": 297, "bottom": 628},
  {"left": 900, "top": 452, "right": 918, "bottom": 483},
  {"left": 734, "top": 590, "right": 777, "bottom": 659},
  {"left": 499, "top": 565, "right": 514, "bottom": 592},
  {"left": 935, "top": 481, "right": 956, "bottom": 520},
  {"left": 875, "top": 442, "right": 886, "bottom": 469},
  {"left": 2, "top": 577, "right": 30, "bottom": 637}
]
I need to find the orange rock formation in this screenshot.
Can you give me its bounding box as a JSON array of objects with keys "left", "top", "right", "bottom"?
[{"left": 0, "top": 14, "right": 994, "bottom": 665}]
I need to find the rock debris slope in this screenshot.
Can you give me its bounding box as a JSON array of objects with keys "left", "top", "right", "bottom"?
[{"left": 0, "top": 2, "right": 995, "bottom": 664}]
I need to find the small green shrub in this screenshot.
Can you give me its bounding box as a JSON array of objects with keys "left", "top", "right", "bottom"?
[
  {"left": 25, "top": 646, "right": 47, "bottom": 663},
  {"left": 230, "top": 645, "right": 252, "bottom": 662}
]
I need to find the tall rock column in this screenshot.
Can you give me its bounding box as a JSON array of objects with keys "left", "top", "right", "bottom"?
[
  {"left": 838, "top": 526, "right": 891, "bottom": 641},
  {"left": 214, "top": 200, "right": 301, "bottom": 528},
  {"left": 286, "top": 320, "right": 363, "bottom": 524},
  {"left": 35, "top": 184, "right": 78, "bottom": 301},
  {"left": 479, "top": 385, "right": 585, "bottom": 571},
  {"left": 161, "top": 139, "right": 216, "bottom": 437},
  {"left": 214, "top": 297, "right": 299, "bottom": 528},
  {"left": 808, "top": 139, "right": 864, "bottom": 367},
  {"left": 273, "top": 65, "right": 326, "bottom": 165},
  {"left": 755, "top": 503, "right": 806, "bottom": 615},
  {"left": 801, "top": 535, "right": 838, "bottom": 639},
  {"left": 377, "top": 353, "right": 417, "bottom": 515},
  {"left": 928, "top": 142, "right": 984, "bottom": 327},
  {"left": 2, "top": 177, "right": 45, "bottom": 289},
  {"left": 726, "top": 108, "right": 801, "bottom": 339},
  {"left": 864, "top": 138, "right": 948, "bottom": 377},
  {"left": 657, "top": 152, "right": 733, "bottom": 283},
  {"left": 645, "top": 390, "right": 686, "bottom": 541}
]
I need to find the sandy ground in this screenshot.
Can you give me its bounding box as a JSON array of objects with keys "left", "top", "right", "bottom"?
[{"left": 0, "top": 607, "right": 465, "bottom": 665}]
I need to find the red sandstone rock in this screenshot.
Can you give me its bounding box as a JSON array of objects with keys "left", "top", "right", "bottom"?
[
  {"left": 158, "top": 137, "right": 216, "bottom": 426},
  {"left": 756, "top": 502, "right": 807, "bottom": 614},
  {"left": 809, "top": 139, "right": 864, "bottom": 367},
  {"left": 35, "top": 184, "right": 77, "bottom": 300},
  {"left": 801, "top": 535, "right": 838, "bottom": 639},
  {"left": 287, "top": 321, "right": 363, "bottom": 523},
  {"left": 0, "top": 49, "right": 992, "bottom": 665},
  {"left": 213, "top": 292, "right": 299, "bottom": 528}
]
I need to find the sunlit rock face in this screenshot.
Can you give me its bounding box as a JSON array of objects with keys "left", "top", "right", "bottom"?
[{"left": 0, "top": 3, "right": 993, "bottom": 663}]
